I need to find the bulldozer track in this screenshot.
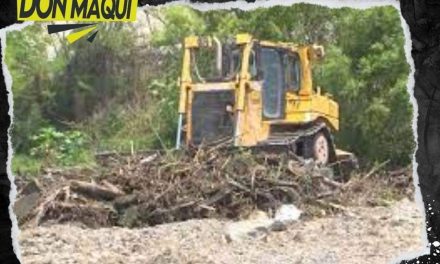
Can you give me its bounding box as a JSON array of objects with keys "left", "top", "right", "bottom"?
[{"left": 259, "top": 122, "right": 327, "bottom": 147}]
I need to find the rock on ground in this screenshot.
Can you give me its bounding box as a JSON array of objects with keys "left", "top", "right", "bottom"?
[{"left": 19, "top": 198, "right": 425, "bottom": 264}]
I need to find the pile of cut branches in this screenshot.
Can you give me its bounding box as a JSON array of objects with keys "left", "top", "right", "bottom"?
[{"left": 15, "top": 147, "right": 413, "bottom": 228}]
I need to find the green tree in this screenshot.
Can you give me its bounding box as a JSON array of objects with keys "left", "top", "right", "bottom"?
[
  {"left": 6, "top": 24, "right": 59, "bottom": 151},
  {"left": 316, "top": 7, "right": 412, "bottom": 164}
]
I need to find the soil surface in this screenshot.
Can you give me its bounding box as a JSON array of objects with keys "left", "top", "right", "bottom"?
[{"left": 19, "top": 198, "right": 425, "bottom": 264}]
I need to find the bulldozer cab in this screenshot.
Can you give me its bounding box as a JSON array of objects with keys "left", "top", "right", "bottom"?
[
  {"left": 176, "top": 34, "right": 340, "bottom": 163},
  {"left": 259, "top": 47, "right": 301, "bottom": 120},
  {"left": 183, "top": 38, "right": 302, "bottom": 122}
]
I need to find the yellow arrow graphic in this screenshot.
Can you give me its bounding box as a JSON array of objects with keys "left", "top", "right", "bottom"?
[{"left": 66, "top": 25, "right": 97, "bottom": 44}]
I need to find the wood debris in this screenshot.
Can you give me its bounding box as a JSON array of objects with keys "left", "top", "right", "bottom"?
[{"left": 15, "top": 146, "right": 413, "bottom": 228}]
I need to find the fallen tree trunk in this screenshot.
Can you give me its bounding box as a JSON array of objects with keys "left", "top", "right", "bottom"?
[{"left": 70, "top": 180, "right": 125, "bottom": 201}]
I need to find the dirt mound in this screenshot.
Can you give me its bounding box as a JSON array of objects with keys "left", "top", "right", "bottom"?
[{"left": 14, "top": 147, "right": 413, "bottom": 228}]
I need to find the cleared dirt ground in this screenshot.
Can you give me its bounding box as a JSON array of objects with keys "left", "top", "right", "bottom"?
[{"left": 19, "top": 198, "right": 425, "bottom": 264}]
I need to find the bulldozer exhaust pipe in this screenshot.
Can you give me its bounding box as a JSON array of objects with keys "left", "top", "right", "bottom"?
[
  {"left": 213, "top": 36, "right": 222, "bottom": 76},
  {"left": 175, "top": 113, "right": 183, "bottom": 149}
]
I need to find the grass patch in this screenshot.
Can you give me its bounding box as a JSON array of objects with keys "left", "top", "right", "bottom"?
[{"left": 12, "top": 154, "right": 42, "bottom": 179}]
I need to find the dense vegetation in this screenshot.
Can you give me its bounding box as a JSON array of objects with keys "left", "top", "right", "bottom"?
[{"left": 6, "top": 4, "right": 412, "bottom": 175}]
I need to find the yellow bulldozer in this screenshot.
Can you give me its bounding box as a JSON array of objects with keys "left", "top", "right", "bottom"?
[{"left": 175, "top": 33, "right": 356, "bottom": 169}]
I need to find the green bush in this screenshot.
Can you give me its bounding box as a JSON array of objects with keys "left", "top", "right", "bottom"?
[
  {"left": 12, "top": 154, "right": 42, "bottom": 178},
  {"left": 30, "top": 127, "right": 93, "bottom": 167}
]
